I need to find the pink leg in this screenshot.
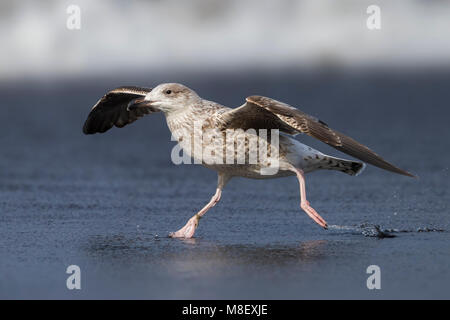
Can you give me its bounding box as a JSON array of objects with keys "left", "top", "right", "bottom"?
[
  {"left": 291, "top": 167, "right": 328, "bottom": 229},
  {"left": 169, "top": 174, "right": 230, "bottom": 238}
]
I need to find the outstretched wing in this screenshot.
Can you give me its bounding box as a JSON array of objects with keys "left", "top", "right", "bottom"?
[
  {"left": 218, "top": 95, "right": 415, "bottom": 177},
  {"left": 83, "top": 86, "right": 157, "bottom": 134}
]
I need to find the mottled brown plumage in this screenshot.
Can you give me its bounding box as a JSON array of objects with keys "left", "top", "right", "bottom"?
[{"left": 82, "top": 83, "right": 415, "bottom": 238}]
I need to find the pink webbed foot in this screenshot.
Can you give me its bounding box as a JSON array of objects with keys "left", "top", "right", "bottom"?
[
  {"left": 301, "top": 201, "right": 328, "bottom": 229},
  {"left": 169, "top": 215, "right": 200, "bottom": 239}
]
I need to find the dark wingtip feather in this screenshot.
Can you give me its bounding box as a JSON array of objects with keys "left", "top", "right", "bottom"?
[
  {"left": 82, "top": 86, "right": 152, "bottom": 135},
  {"left": 393, "top": 168, "right": 416, "bottom": 178},
  {"left": 82, "top": 113, "right": 105, "bottom": 135},
  {"left": 82, "top": 119, "right": 94, "bottom": 135},
  {"left": 403, "top": 171, "right": 418, "bottom": 179}
]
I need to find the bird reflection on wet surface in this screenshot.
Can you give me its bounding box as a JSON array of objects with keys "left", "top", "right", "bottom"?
[{"left": 85, "top": 234, "right": 329, "bottom": 266}]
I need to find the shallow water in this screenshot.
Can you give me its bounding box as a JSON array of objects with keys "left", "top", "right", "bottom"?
[{"left": 0, "top": 71, "right": 449, "bottom": 299}]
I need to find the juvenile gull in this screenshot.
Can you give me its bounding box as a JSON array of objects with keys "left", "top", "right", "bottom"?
[{"left": 83, "top": 83, "right": 415, "bottom": 238}]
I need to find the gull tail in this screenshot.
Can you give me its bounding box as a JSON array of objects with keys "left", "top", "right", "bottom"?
[{"left": 322, "top": 156, "right": 366, "bottom": 176}]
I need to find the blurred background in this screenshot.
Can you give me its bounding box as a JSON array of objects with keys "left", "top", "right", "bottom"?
[
  {"left": 2, "top": 0, "right": 450, "bottom": 81},
  {"left": 0, "top": 0, "right": 449, "bottom": 299}
]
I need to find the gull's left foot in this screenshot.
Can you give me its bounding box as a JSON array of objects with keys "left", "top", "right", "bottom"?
[
  {"left": 301, "top": 201, "right": 328, "bottom": 229},
  {"left": 169, "top": 215, "right": 200, "bottom": 239}
]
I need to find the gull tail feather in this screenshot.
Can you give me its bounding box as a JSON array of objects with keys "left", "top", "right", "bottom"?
[{"left": 322, "top": 156, "right": 366, "bottom": 176}]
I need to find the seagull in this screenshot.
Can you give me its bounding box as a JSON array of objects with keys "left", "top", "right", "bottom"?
[{"left": 83, "top": 83, "right": 414, "bottom": 238}]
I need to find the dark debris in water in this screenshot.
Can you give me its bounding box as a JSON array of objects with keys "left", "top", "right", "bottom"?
[
  {"left": 329, "top": 223, "right": 446, "bottom": 239},
  {"left": 360, "top": 224, "right": 396, "bottom": 238},
  {"left": 416, "top": 227, "right": 445, "bottom": 233}
]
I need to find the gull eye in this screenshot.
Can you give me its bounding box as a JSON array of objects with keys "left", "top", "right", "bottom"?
[{"left": 165, "top": 90, "right": 172, "bottom": 95}]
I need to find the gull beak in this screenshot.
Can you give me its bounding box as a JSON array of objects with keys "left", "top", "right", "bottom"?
[{"left": 127, "top": 98, "right": 157, "bottom": 111}]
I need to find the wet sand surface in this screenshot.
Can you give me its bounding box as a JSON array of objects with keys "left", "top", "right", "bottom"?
[{"left": 0, "top": 71, "right": 449, "bottom": 299}]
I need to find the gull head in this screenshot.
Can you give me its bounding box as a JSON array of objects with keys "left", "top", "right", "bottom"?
[{"left": 128, "top": 83, "right": 201, "bottom": 114}]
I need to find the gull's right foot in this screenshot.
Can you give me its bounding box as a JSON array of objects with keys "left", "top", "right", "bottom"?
[{"left": 169, "top": 215, "right": 200, "bottom": 239}]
